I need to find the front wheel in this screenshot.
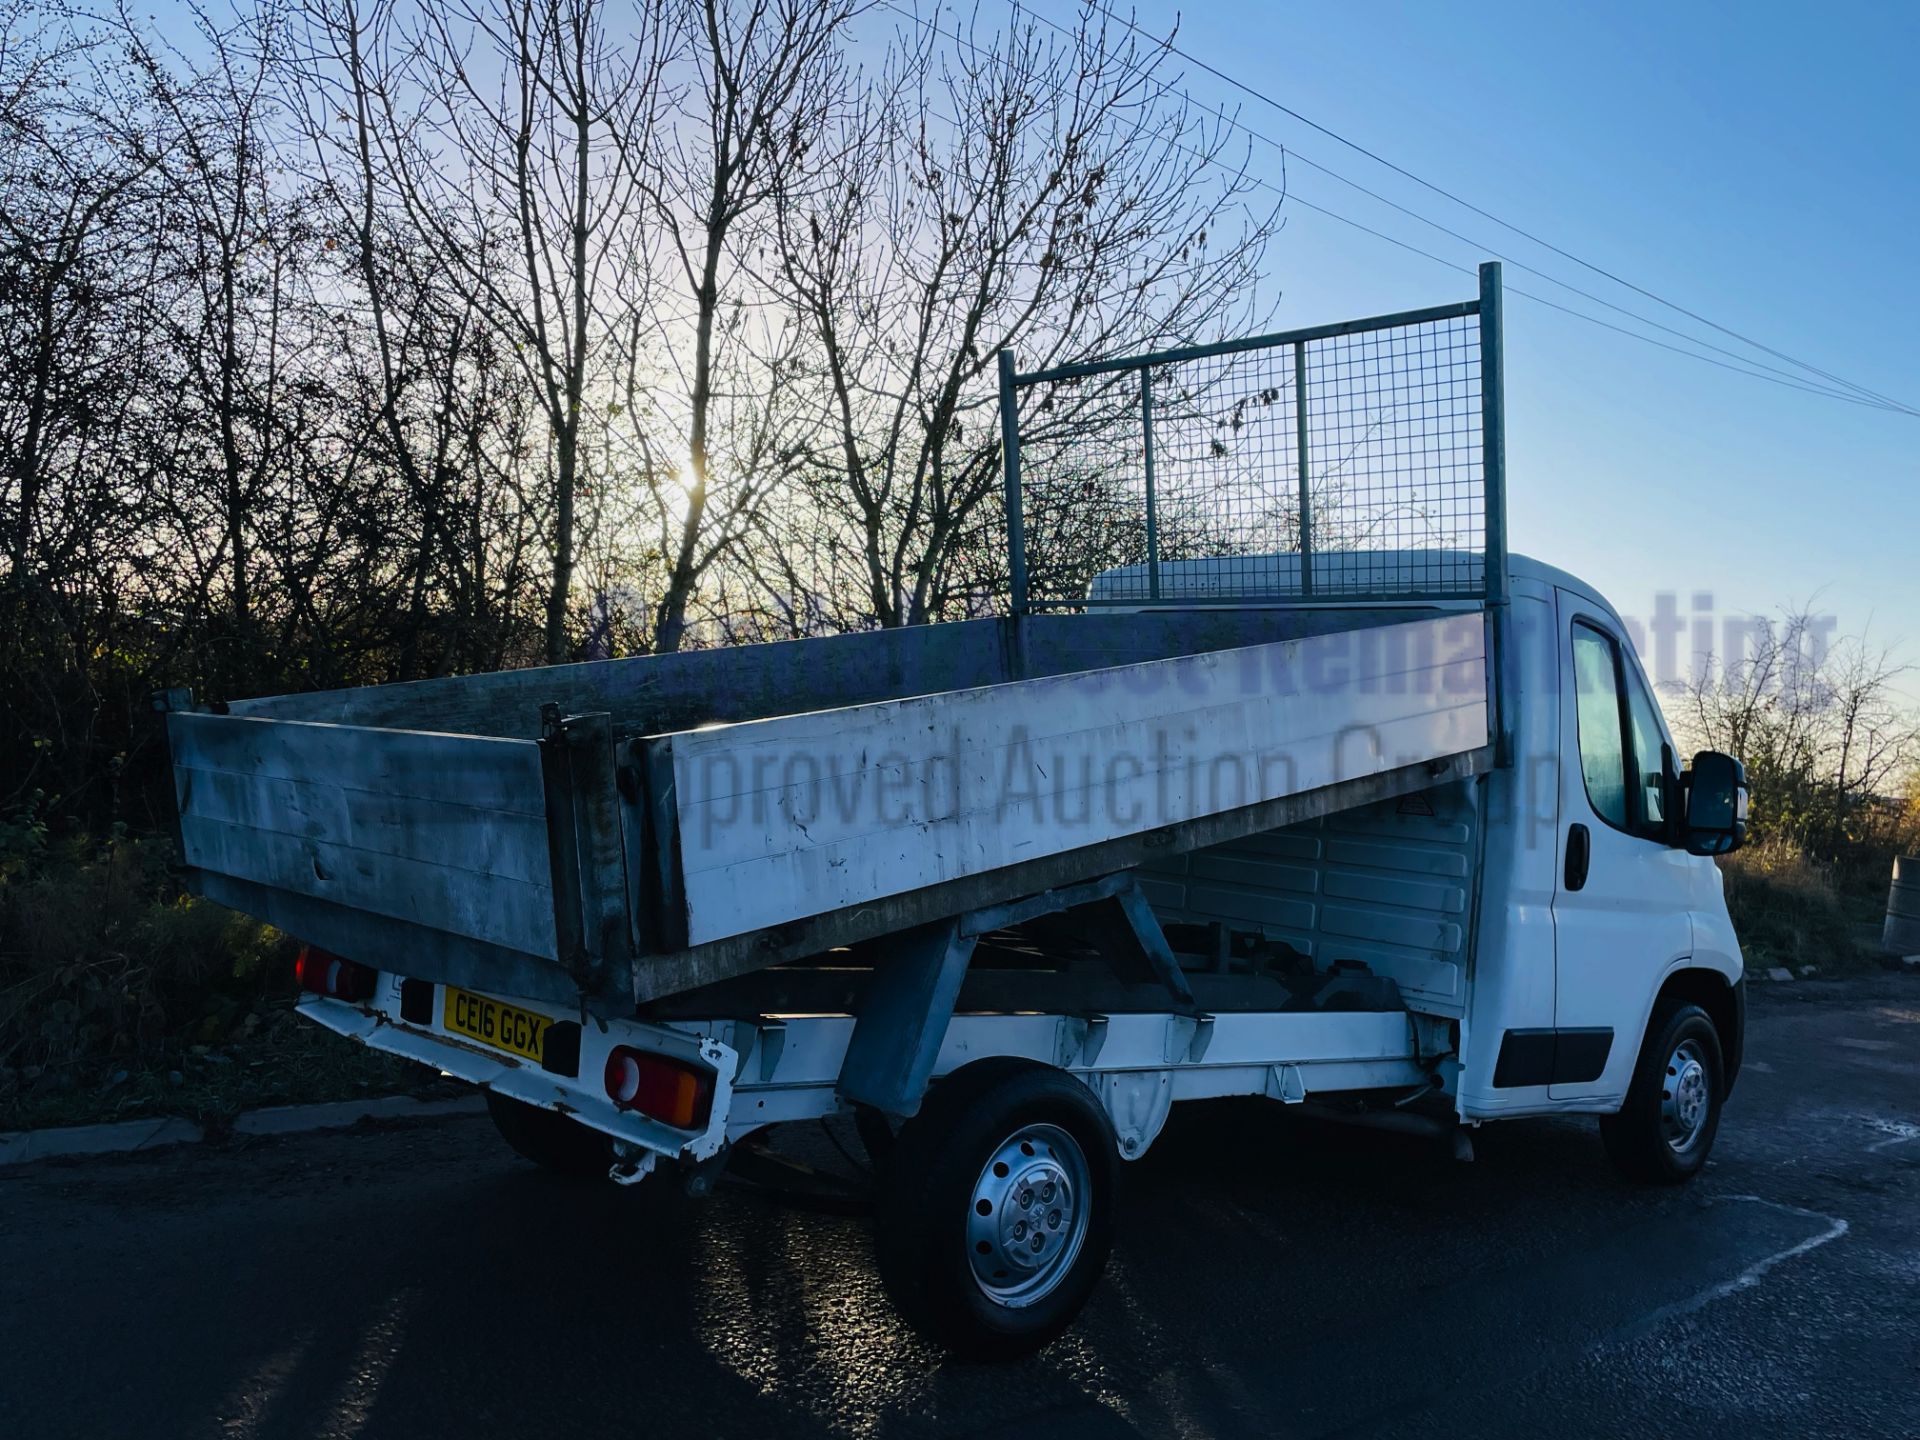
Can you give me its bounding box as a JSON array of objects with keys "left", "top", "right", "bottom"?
[
  {"left": 874, "top": 1059, "right": 1119, "bottom": 1358},
  {"left": 1600, "top": 1001, "right": 1724, "bottom": 1184}
]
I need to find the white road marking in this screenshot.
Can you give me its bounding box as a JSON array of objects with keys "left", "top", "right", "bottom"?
[
  {"left": 1864, "top": 1118, "right": 1920, "bottom": 1151},
  {"left": 1603, "top": 1196, "right": 1848, "bottom": 1346}
]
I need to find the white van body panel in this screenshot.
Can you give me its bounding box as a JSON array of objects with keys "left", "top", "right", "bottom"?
[
  {"left": 1457, "top": 575, "right": 1565, "bottom": 1117},
  {"left": 1547, "top": 586, "right": 1696, "bottom": 1104}
]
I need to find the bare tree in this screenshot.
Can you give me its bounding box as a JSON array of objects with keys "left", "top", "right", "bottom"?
[
  {"left": 1820, "top": 638, "right": 1918, "bottom": 853},
  {"left": 294, "top": 0, "right": 541, "bottom": 675},
  {"left": 0, "top": 5, "right": 173, "bottom": 806},
  {"left": 616, "top": 0, "right": 853, "bottom": 652},
  {"left": 769, "top": 3, "right": 1274, "bottom": 626},
  {"left": 331, "top": 0, "right": 671, "bottom": 662},
  {"left": 126, "top": 6, "right": 299, "bottom": 664},
  {"left": 1676, "top": 606, "right": 1919, "bottom": 856},
  {"left": 0, "top": 0, "right": 1291, "bottom": 826},
  {"left": 0, "top": 6, "right": 161, "bottom": 601}
]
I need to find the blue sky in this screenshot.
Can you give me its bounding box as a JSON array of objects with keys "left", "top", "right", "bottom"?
[{"left": 1110, "top": 0, "right": 1918, "bottom": 694}]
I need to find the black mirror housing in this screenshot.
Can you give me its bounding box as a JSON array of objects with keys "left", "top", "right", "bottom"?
[{"left": 1682, "top": 750, "right": 1748, "bottom": 856}]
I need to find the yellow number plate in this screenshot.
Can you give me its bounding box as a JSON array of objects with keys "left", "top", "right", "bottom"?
[{"left": 443, "top": 987, "right": 551, "bottom": 1063}]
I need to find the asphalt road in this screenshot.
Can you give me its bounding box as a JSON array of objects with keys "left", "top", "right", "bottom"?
[{"left": 4, "top": 976, "right": 1918, "bottom": 1440}]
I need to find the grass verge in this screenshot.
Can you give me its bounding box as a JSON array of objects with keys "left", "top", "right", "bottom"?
[
  {"left": 0, "top": 999, "right": 460, "bottom": 1132},
  {"left": 1, "top": 822, "right": 460, "bottom": 1131}
]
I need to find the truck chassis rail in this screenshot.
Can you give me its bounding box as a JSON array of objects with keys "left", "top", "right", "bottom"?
[{"left": 301, "top": 974, "right": 1432, "bottom": 1180}]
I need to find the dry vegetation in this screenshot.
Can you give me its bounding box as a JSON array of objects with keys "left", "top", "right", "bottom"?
[
  {"left": 1673, "top": 603, "right": 1920, "bottom": 974},
  {"left": 1718, "top": 835, "right": 1877, "bottom": 975},
  {"left": 0, "top": 807, "right": 450, "bottom": 1126}
]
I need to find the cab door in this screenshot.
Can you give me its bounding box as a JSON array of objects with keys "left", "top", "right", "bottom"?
[{"left": 1549, "top": 591, "right": 1693, "bottom": 1101}]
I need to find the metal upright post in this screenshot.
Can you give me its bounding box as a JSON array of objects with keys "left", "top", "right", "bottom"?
[
  {"left": 1294, "top": 341, "right": 1313, "bottom": 597},
  {"left": 1479, "top": 263, "right": 1508, "bottom": 610},
  {"left": 998, "top": 349, "right": 1028, "bottom": 616},
  {"left": 1141, "top": 367, "right": 1161, "bottom": 601},
  {"left": 1479, "top": 261, "right": 1513, "bottom": 767}
]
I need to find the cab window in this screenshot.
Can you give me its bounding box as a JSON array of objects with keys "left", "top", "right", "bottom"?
[
  {"left": 1571, "top": 619, "right": 1669, "bottom": 838},
  {"left": 1571, "top": 623, "right": 1628, "bottom": 828},
  {"left": 1622, "top": 658, "right": 1668, "bottom": 829}
]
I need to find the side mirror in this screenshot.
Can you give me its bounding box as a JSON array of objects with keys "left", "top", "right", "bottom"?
[{"left": 1681, "top": 750, "right": 1748, "bottom": 856}]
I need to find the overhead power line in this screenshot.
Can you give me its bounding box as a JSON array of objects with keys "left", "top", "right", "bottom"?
[
  {"left": 1075, "top": 0, "right": 1917, "bottom": 415},
  {"left": 872, "top": 1, "right": 1915, "bottom": 416},
  {"left": 1283, "top": 194, "right": 1911, "bottom": 413}
]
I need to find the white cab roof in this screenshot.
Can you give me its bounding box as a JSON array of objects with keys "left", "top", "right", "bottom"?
[{"left": 1089, "top": 550, "right": 1622, "bottom": 626}]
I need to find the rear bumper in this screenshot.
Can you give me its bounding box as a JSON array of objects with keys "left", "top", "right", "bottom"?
[{"left": 298, "top": 974, "right": 737, "bottom": 1169}]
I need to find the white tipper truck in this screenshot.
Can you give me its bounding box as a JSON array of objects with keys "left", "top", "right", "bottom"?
[{"left": 157, "top": 267, "right": 1750, "bottom": 1356}]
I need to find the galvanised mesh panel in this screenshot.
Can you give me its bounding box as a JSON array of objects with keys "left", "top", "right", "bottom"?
[
  {"left": 1008, "top": 296, "right": 1492, "bottom": 608},
  {"left": 1303, "top": 315, "right": 1483, "bottom": 598}
]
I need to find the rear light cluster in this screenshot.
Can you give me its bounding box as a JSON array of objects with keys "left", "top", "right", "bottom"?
[
  {"left": 603, "top": 1047, "right": 714, "bottom": 1130},
  {"left": 294, "top": 946, "right": 377, "bottom": 1002}
]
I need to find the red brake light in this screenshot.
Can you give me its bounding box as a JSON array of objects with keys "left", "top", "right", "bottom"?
[
  {"left": 603, "top": 1046, "right": 714, "bottom": 1130},
  {"left": 294, "top": 945, "right": 377, "bottom": 1002}
]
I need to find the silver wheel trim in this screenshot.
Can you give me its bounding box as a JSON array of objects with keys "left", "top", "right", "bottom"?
[
  {"left": 965, "top": 1122, "right": 1092, "bottom": 1310},
  {"left": 1661, "top": 1037, "right": 1713, "bottom": 1154}
]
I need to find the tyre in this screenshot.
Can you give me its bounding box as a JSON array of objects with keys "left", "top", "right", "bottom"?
[
  {"left": 1600, "top": 1000, "right": 1724, "bottom": 1184},
  {"left": 485, "top": 1089, "right": 613, "bottom": 1179},
  {"left": 854, "top": 1105, "right": 897, "bottom": 1167},
  {"left": 874, "top": 1059, "right": 1119, "bottom": 1358}
]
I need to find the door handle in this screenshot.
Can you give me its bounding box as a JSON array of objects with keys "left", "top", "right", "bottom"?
[{"left": 1565, "top": 823, "right": 1591, "bottom": 892}]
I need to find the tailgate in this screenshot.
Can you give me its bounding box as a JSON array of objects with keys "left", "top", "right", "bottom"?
[{"left": 165, "top": 710, "right": 630, "bottom": 1007}]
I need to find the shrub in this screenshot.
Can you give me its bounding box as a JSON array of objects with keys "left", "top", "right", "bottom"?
[
  {"left": 0, "top": 811, "right": 293, "bottom": 1078},
  {"left": 1719, "top": 833, "right": 1871, "bottom": 973}
]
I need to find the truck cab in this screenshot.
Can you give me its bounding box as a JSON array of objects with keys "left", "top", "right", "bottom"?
[
  {"left": 1120, "top": 551, "right": 1747, "bottom": 1155},
  {"left": 1467, "top": 557, "right": 1745, "bottom": 1121}
]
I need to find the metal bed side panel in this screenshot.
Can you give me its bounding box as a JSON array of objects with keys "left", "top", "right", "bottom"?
[{"left": 659, "top": 613, "right": 1488, "bottom": 949}]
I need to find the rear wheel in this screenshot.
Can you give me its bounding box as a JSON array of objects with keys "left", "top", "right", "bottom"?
[
  {"left": 1600, "top": 1001, "right": 1724, "bottom": 1184},
  {"left": 874, "top": 1059, "right": 1119, "bottom": 1358},
  {"left": 485, "top": 1089, "right": 613, "bottom": 1179}
]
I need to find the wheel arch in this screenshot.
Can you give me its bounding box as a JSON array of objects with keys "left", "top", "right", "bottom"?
[{"left": 1652, "top": 967, "right": 1745, "bottom": 1096}]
